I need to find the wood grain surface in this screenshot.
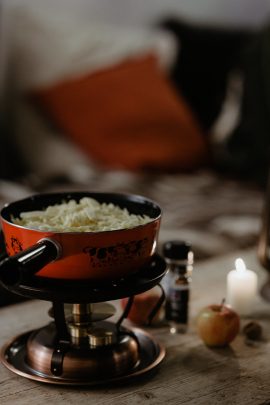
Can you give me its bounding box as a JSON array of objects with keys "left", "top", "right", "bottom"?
[{"left": 0, "top": 248, "right": 270, "bottom": 405}]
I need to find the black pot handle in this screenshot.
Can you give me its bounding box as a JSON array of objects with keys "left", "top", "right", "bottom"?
[{"left": 0, "top": 238, "right": 61, "bottom": 287}]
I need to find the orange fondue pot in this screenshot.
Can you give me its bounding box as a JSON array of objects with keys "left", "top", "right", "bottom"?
[{"left": 0, "top": 192, "right": 161, "bottom": 283}]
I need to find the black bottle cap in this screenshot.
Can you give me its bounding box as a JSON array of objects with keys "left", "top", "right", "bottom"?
[{"left": 163, "top": 241, "right": 192, "bottom": 260}]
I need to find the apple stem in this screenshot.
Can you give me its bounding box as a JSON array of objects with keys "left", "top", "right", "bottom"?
[{"left": 220, "top": 298, "right": 226, "bottom": 309}]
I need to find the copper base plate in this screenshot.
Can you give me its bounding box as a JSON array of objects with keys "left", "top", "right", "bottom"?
[{"left": 0, "top": 328, "right": 165, "bottom": 386}]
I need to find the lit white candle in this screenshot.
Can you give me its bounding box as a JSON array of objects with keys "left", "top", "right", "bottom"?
[{"left": 226, "top": 258, "right": 258, "bottom": 316}]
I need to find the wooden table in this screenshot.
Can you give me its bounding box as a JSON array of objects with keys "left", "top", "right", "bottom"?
[{"left": 1, "top": 248, "right": 270, "bottom": 405}]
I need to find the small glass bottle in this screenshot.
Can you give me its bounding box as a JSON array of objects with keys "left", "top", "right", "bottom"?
[{"left": 162, "top": 241, "right": 194, "bottom": 334}]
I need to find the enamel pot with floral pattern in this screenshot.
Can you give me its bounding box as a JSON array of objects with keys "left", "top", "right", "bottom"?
[{"left": 0, "top": 192, "right": 161, "bottom": 284}]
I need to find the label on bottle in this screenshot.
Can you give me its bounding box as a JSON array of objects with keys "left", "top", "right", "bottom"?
[{"left": 165, "top": 284, "right": 189, "bottom": 324}]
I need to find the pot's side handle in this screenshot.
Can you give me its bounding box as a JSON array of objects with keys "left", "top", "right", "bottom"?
[
  {"left": 258, "top": 172, "right": 270, "bottom": 271},
  {"left": 0, "top": 238, "right": 61, "bottom": 287}
]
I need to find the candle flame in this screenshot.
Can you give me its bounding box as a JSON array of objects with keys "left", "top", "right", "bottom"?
[{"left": 235, "top": 258, "right": 246, "bottom": 272}]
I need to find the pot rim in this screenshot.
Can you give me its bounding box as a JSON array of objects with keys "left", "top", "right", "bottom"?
[{"left": 0, "top": 191, "right": 162, "bottom": 236}]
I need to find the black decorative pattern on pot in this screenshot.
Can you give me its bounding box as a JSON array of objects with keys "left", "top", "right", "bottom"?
[
  {"left": 10, "top": 237, "right": 23, "bottom": 254},
  {"left": 83, "top": 238, "right": 149, "bottom": 268}
]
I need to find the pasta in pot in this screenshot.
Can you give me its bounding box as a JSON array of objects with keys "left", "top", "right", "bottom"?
[{"left": 12, "top": 197, "right": 151, "bottom": 232}]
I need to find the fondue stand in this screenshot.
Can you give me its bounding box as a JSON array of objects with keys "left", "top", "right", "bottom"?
[{"left": 0, "top": 255, "right": 166, "bottom": 385}]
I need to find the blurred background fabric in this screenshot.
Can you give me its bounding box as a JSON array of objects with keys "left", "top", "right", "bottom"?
[
  {"left": 216, "top": 24, "right": 270, "bottom": 185},
  {"left": 1, "top": 0, "right": 270, "bottom": 182}
]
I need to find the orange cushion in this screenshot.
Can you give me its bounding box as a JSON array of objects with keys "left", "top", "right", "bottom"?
[{"left": 32, "top": 54, "right": 208, "bottom": 171}]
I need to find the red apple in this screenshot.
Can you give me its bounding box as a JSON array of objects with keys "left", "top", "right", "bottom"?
[
  {"left": 121, "top": 286, "right": 163, "bottom": 326},
  {"left": 197, "top": 303, "right": 240, "bottom": 347}
]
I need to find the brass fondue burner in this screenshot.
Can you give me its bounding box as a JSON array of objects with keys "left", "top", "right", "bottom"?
[{"left": 0, "top": 255, "right": 166, "bottom": 385}]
